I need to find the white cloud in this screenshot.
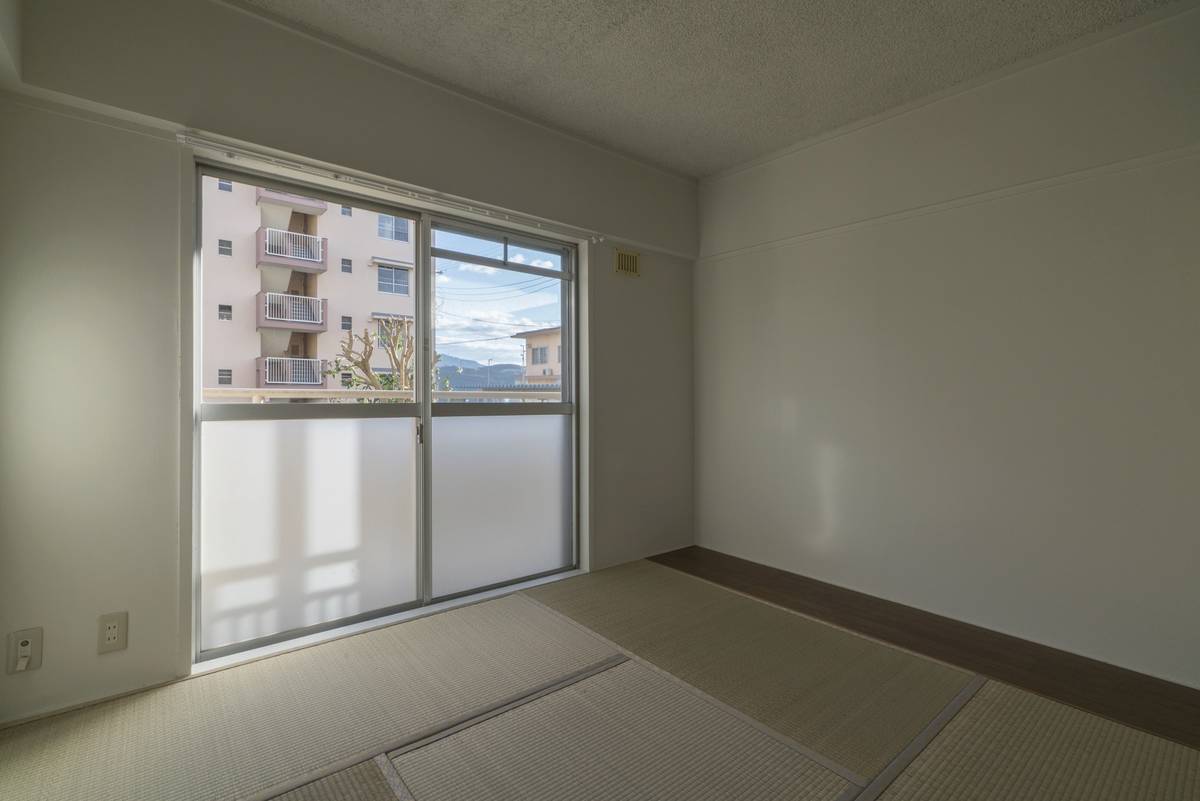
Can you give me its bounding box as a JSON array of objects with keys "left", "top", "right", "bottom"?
[
  {"left": 460, "top": 263, "right": 498, "bottom": 274},
  {"left": 508, "top": 253, "right": 556, "bottom": 269},
  {"left": 434, "top": 303, "right": 550, "bottom": 365}
]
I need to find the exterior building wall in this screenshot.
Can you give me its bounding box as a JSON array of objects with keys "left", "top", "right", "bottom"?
[
  {"left": 201, "top": 178, "right": 262, "bottom": 389},
  {"left": 201, "top": 177, "right": 415, "bottom": 392},
  {"left": 517, "top": 328, "right": 562, "bottom": 384},
  {"left": 315, "top": 203, "right": 414, "bottom": 381}
]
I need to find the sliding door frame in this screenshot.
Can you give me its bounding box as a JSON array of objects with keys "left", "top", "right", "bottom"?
[
  {"left": 426, "top": 215, "right": 579, "bottom": 603},
  {"left": 190, "top": 161, "right": 579, "bottom": 662}
]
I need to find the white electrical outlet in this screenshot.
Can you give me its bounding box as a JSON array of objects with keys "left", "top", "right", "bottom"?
[
  {"left": 97, "top": 611, "right": 128, "bottom": 654},
  {"left": 6, "top": 628, "right": 43, "bottom": 673}
]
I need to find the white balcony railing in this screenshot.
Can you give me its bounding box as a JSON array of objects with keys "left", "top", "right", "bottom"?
[
  {"left": 264, "top": 292, "right": 323, "bottom": 324},
  {"left": 264, "top": 228, "right": 323, "bottom": 262},
  {"left": 264, "top": 357, "right": 323, "bottom": 385}
]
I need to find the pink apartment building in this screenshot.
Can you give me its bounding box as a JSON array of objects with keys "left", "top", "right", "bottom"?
[{"left": 201, "top": 176, "right": 415, "bottom": 395}]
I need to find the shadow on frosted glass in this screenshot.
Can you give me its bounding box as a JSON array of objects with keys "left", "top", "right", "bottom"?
[
  {"left": 200, "top": 418, "right": 418, "bottom": 652},
  {"left": 432, "top": 415, "right": 573, "bottom": 598}
]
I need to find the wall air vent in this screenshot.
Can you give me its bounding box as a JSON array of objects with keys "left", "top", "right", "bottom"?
[{"left": 615, "top": 249, "right": 640, "bottom": 277}]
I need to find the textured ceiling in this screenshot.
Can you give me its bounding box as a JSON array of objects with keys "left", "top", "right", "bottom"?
[{"left": 238, "top": 0, "right": 1176, "bottom": 177}]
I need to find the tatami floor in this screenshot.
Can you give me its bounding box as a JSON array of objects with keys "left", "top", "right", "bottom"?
[{"left": 2, "top": 560, "right": 1197, "bottom": 801}]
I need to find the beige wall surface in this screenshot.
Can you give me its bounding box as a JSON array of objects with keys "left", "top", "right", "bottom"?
[
  {"left": 695, "top": 9, "right": 1200, "bottom": 688},
  {"left": 587, "top": 241, "right": 694, "bottom": 569},
  {"left": 315, "top": 202, "right": 415, "bottom": 378},
  {"left": 201, "top": 178, "right": 262, "bottom": 389},
  {"left": 519, "top": 329, "right": 562, "bottom": 383},
  {"left": 0, "top": 95, "right": 184, "bottom": 722},
  {"left": 21, "top": 0, "right": 697, "bottom": 259},
  {"left": 0, "top": 0, "right": 18, "bottom": 84}
]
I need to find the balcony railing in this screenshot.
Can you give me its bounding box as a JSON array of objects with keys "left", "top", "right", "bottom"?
[
  {"left": 264, "top": 292, "right": 323, "bottom": 324},
  {"left": 263, "top": 357, "right": 324, "bottom": 386},
  {"left": 264, "top": 228, "right": 323, "bottom": 262}
]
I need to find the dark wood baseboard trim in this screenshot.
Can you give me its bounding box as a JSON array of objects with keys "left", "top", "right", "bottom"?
[{"left": 649, "top": 546, "right": 1200, "bottom": 751}]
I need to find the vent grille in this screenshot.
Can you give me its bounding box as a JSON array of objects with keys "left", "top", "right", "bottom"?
[{"left": 615, "top": 249, "right": 640, "bottom": 277}]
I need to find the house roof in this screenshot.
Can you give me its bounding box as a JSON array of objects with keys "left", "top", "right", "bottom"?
[{"left": 511, "top": 325, "right": 562, "bottom": 340}]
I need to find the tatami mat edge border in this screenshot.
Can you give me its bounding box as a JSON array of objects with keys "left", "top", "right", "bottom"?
[
  {"left": 520, "top": 592, "right": 871, "bottom": 787},
  {"left": 849, "top": 675, "right": 988, "bottom": 801},
  {"left": 251, "top": 650, "right": 628, "bottom": 801}
]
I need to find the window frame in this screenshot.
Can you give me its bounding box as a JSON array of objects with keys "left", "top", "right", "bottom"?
[
  {"left": 378, "top": 213, "right": 410, "bottom": 242},
  {"left": 430, "top": 218, "right": 575, "bottom": 409},
  {"left": 192, "top": 163, "right": 580, "bottom": 662},
  {"left": 377, "top": 264, "right": 411, "bottom": 295}
]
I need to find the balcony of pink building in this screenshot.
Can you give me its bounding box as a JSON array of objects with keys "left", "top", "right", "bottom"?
[
  {"left": 256, "top": 291, "right": 328, "bottom": 333},
  {"left": 255, "top": 356, "right": 330, "bottom": 389},
  {"left": 256, "top": 227, "right": 328, "bottom": 273}
]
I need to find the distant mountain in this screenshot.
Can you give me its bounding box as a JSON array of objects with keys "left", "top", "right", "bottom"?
[
  {"left": 436, "top": 354, "right": 489, "bottom": 370},
  {"left": 436, "top": 353, "right": 526, "bottom": 389}
]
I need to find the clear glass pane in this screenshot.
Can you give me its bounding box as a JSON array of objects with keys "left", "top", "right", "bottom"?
[
  {"left": 432, "top": 415, "right": 573, "bottom": 597},
  {"left": 201, "top": 175, "right": 418, "bottom": 404},
  {"left": 200, "top": 418, "right": 418, "bottom": 652},
  {"left": 506, "top": 240, "right": 563, "bottom": 271},
  {"left": 434, "top": 257, "right": 563, "bottom": 402},
  {"left": 432, "top": 225, "right": 504, "bottom": 261}
]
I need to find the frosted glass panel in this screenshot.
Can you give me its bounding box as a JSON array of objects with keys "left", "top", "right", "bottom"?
[
  {"left": 200, "top": 418, "right": 418, "bottom": 651},
  {"left": 432, "top": 415, "right": 572, "bottom": 597}
]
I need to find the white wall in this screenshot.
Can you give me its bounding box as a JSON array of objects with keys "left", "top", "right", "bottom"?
[
  {"left": 587, "top": 241, "right": 694, "bottom": 569},
  {"left": 0, "top": 0, "right": 18, "bottom": 85},
  {"left": 0, "top": 95, "right": 184, "bottom": 721},
  {"left": 20, "top": 0, "right": 697, "bottom": 259},
  {"left": 696, "top": 9, "right": 1200, "bottom": 688}
]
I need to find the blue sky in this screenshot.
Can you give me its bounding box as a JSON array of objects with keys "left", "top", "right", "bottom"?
[{"left": 434, "top": 256, "right": 561, "bottom": 366}]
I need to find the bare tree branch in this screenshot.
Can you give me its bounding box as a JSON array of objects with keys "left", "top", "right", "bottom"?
[{"left": 326, "top": 317, "right": 415, "bottom": 396}]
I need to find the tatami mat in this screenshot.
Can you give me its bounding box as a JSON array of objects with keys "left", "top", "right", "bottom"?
[
  {"left": 0, "top": 595, "right": 616, "bottom": 801},
  {"left": 392, "top": 659, "right": 852, "bottom": 801},
  {"left": 525, "top": 560, "right": 973, "bottom": 778},
  {"left": 271, "top": 761, "right": 397, "bottom": 801},
  {"left": 876, "top": 680, "right": 1200, "bottom": 801}
]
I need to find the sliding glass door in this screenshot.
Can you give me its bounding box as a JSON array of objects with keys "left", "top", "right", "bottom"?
[
  {"left": 430, "top": 222, "right": 575, "bottom": 598},
  {"left": 195, "top": 170, "right": 576, "bottom": 659}
]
